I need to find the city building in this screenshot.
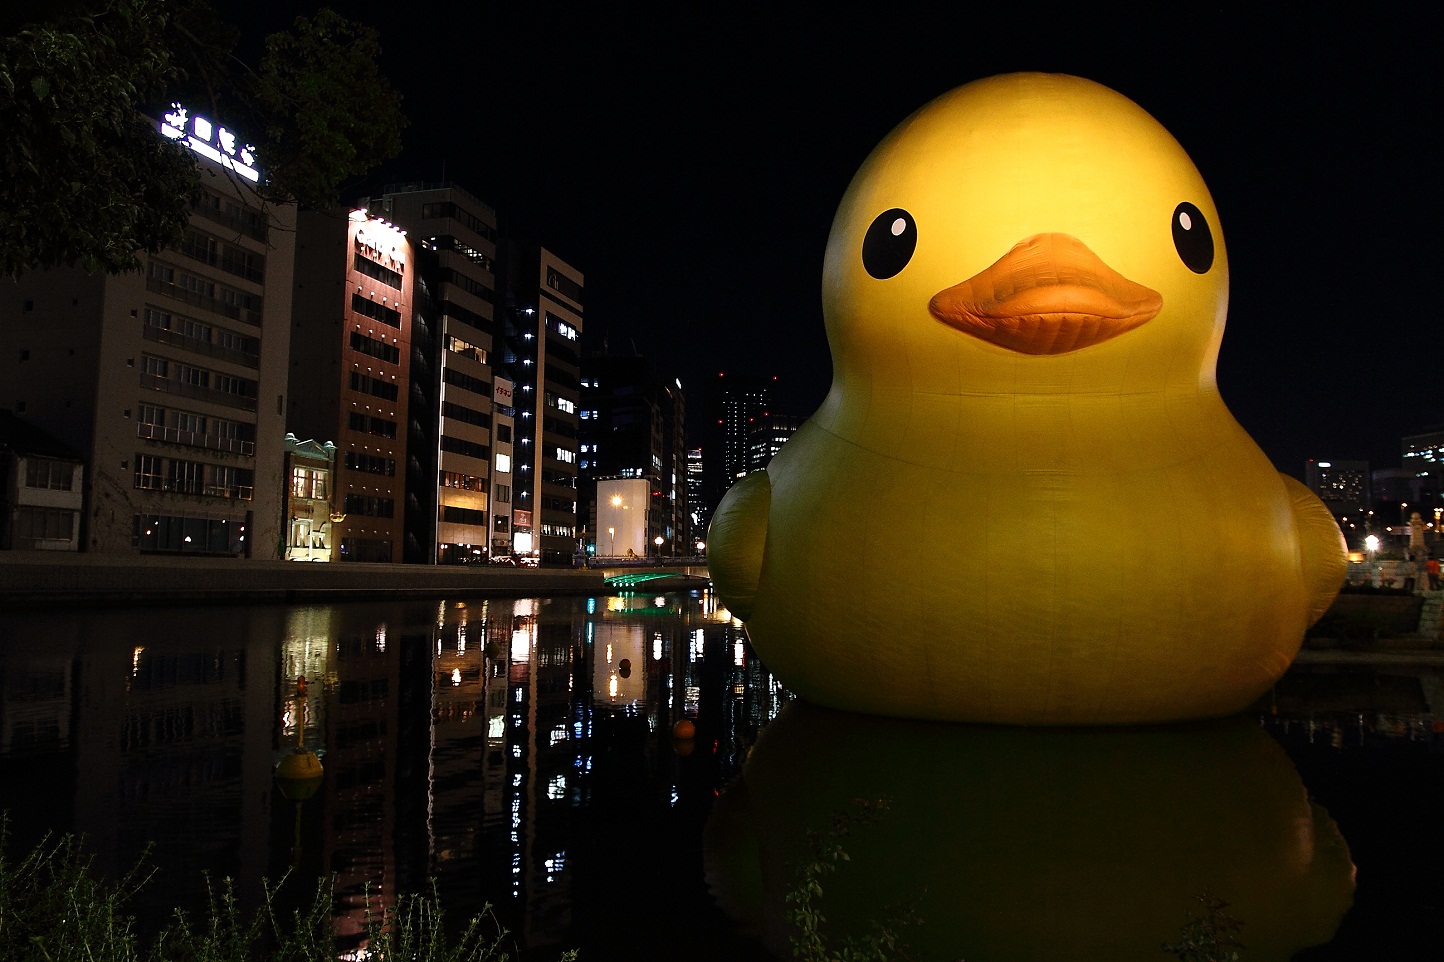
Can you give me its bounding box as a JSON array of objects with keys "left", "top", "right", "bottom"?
[
  {"left": 1304, "top": 459, "right": 1370, "bottom": 516},
  {"left": 496, "top": 242, "right": 584, "bottom": 564},
  {"left": 370, "top": 183, "right": 502, "bottom": 564},
  {"left": 1399, "top": 428, "right": 1444, "bottom": 522},
  {"left": 280, "top": 433, "right": 337, "bottom": 561},
  {"left": 686, "top": 447, "right": 705, "bottom": 547},
  {"left": 1402, "top": 428, "right": 1444, "bottom": 467},
  {"left": 0, "top": 103, "right": 294, "bottom": 557},
  {"left": 0, "top": 411, "right": 85, "bottom": 551},
  {"left": 748, "top": 413, "right": 804, "bottom": 473},
  {"left": 290, "top": 208, "right": 414, "bottom": 563},
  {"left": 595, "top": 477, "right": 654, "bottom": 558},
  {"left": 578, "top": 354, "right": 690, "bottom": 557},
  {"left": 700, "top": 373, "right": 774, "bottom": 524}
]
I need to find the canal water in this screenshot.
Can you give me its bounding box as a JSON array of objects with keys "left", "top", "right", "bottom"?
[{"left": 0, "top": 592, "right": 1439, "bottom": 961}]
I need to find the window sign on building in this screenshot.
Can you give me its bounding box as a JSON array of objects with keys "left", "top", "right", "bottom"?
[{"left": 159, "top": 104, "right": 260, "bottom": 183}]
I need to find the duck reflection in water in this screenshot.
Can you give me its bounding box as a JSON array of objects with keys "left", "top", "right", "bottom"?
[{"left": 705, "top": 702, "right": 1354, "bottom": 962}]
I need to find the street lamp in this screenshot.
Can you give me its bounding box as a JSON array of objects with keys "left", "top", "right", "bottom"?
[
  {"left": 654, "top": 535, "right": 664, "bottom": 558},
  {"left": 609, "top": 494, "right": 624, "bottom": 557}
]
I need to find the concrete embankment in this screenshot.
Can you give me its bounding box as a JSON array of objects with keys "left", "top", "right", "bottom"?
[{"left": 0, "top": 551, "right": 622, "bottom": 607}]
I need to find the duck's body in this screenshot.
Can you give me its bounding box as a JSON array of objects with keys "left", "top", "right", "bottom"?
[{"left": 708, "top": 73, "right": 1345, "bottom": 724}]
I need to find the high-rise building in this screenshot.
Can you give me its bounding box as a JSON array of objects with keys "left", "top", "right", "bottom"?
[
  {"left": 496, "top": 243, "right": 583, "bottom": 565},
  {"left": 1399, "top": 429, "right": 1444, "bottom": 520},
  {"left": 748, "top": 413, "right": 803, "bottom": 473},
  {"left": 1305, "top": 459, "right": 1370, "bottom": 516},
  {"left": 371, "top": 183, "right": 502, "bottom": 564},
  {"left": 1402, "top": 429, "right": 1444, "bottom": 467},
  {"left": 686, "top": 447, "right": 705, "bottom": 545},
  {"left": 701, "top": 373, "right": 774, "bottom": 525},
  {"left": 290, "top": 208, "right": 413, "bottom": 563},
  {"left": 578, "top": 354, "right": 689, "bottom": 556},
  {"left": 1, "top": 104, "right": 294, "bottom": 557}
]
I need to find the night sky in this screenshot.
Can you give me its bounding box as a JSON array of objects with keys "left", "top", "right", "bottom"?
[{"left": 234, "top": 4, "right": 1440, "bottom": 478}]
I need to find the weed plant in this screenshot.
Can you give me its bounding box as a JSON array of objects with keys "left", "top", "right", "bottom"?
[
  {"left": 784, "top": 798, "right": 925, "bottom": 962},
  {"left": 0, "top": 824, "right": 574, "bottom": 962}
]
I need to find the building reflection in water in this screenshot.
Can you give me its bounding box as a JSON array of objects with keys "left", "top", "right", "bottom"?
[
  {"left": 0, "top": 593, "right": 776, "bottom": 957},
  {"left": 1, "top": 599, "right": 1438, "bottom": 959}
]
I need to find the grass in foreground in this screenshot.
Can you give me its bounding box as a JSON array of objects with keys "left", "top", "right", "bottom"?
[{"left": 0, "top": 828, "right": 574, "bottom": 962}]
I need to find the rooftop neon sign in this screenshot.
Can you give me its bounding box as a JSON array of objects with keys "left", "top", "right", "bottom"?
[{"left": 158, "top": 103, "right": 259, "bottom": 183}]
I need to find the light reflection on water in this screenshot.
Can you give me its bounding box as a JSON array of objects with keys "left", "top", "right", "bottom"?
[{"left": 0, "top": 595, "right": 1440, "bottom": 960}]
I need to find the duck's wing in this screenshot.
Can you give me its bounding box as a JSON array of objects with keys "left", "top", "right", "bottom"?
[
  {"left": 707, "top": 470, "right": 771, "bottom": 620},
  {"left": 1281, "top": 473, "right": 1348, "bottom": 625}
]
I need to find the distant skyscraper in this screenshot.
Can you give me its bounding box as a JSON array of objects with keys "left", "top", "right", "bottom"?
[
  {"left": 686, "top": 447, "right": 705, "bottom": 543},
  {"left": 1400, "top": 428, "right": 1444, "bottom": 520},
  {"left": 1304, "top": 459, "right": 1370, "bottom": 516},
  {"left": 748, "top": 413, "right": 803, "bottom": 472},
  {"left": 1402, "top": 428, "right": 1444, "bottom": 466},
  {"left": 702, "top": 373, "right": 774, "bottom": 522}
]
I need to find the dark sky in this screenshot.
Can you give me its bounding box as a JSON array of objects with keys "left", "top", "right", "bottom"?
[{"left": 239, "top": 4, "right": 1440, "bottom": 477}]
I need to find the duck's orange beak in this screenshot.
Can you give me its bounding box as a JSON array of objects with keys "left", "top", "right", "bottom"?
[{"left": 928, "top": 233, "right": 1161, "bottom": 355}]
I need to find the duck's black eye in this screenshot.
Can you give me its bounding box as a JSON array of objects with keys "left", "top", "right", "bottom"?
[
  {"left": 1171, "top": 202, "right": 1213, "bottom": 274},
  {"left": 862, "top": 208, "right": 916, "bottom": 279}
]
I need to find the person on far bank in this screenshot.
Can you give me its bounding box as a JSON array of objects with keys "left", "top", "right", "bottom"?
[{"left": 1428, "top": 556, "right": 1440, "bottom": 591}]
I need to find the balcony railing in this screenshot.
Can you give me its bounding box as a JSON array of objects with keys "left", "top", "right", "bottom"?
[
  {"left": 142, "top": 324, "right": 259, "bottom": 369},
  {"left": 145, "top": 276, "right": 263, "bottom": 327},
  {"left": 136, "top": 421, "right": 255, "bottom": 456},
  {"left": 136, "top": 476, "right": 254, "bottom": 501},
  {"left": 178, "top": 236, "right": 266, "bottom": 284},
  {"left": 139, "top": 372, "right": 258, "bottom": 412},
  {"left": 191, "top": 200, "right": 268, "bottom": 243}
]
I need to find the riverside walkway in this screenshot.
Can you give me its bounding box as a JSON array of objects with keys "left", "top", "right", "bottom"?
[{"left": 0, "top": 551, "right": 710, "bottom": 607}]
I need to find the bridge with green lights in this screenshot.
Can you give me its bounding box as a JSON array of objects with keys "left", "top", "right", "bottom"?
[{"left": 594, "top": 563, "right": 711, "bottom": 592}]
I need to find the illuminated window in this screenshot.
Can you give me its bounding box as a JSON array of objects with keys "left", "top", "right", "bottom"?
[{"left": 496, "top": 453, "right": 511, "bottom": 474}]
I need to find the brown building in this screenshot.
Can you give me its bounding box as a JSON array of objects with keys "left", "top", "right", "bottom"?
[{"left": 290, "top": 210, "right": 415, "bottom": 563}]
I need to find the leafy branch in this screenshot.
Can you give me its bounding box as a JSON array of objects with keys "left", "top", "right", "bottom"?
[{"left": 0, "top": 0, "right": 406, "bottom": 278}]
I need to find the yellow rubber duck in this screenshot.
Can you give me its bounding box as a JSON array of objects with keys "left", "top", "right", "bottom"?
[{"left": 708, "top": 73, "right": 1346, "bottom": 724}]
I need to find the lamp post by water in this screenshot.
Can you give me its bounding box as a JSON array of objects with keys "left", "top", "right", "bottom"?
[{"left": 654, "top": 535, "right": 664, "bottom": 558}]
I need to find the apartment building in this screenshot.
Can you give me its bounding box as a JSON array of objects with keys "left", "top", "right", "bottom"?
[{"left": 0, "top": 104, "right": 294, "bottom": 556}]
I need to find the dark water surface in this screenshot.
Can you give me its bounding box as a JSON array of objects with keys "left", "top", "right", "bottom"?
[{"left": 0, "top": 593, "right": 1440, "bottom": 961}]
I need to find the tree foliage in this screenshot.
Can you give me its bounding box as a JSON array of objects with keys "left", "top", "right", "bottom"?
[{"left": 0, "top": 0, "right": 406, "bottom": 278}]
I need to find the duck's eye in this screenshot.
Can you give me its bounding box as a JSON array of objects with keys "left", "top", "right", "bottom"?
[
  {"left": 862, "top": 208, "right": 916, "bottom": 279},
  {"left": 1171, "top": 202, "right": 1213, "bottom": 274}
]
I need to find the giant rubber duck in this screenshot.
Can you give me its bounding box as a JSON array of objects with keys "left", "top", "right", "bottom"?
[{"left": 708, "top": 73, "right": 1346, "bottom": 724}]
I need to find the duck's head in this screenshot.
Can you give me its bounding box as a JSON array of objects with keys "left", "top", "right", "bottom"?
[{"left": 821, "top": 73, "right": 1228, "bottom": 402}]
